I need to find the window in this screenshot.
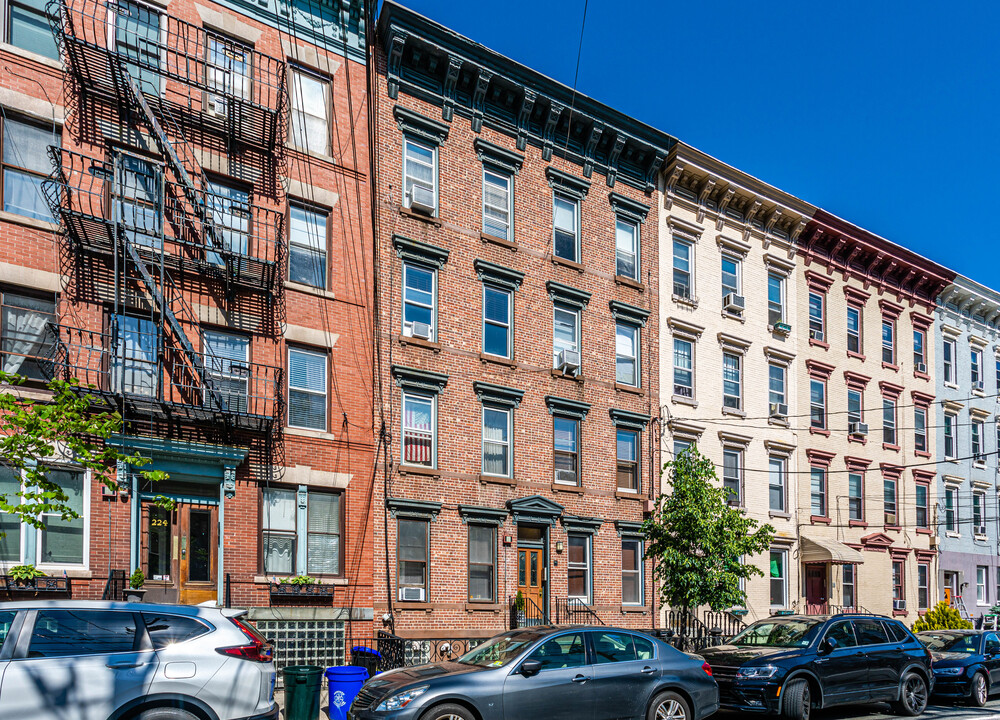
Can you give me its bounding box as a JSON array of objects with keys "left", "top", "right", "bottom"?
[
  {"left": 206, "top": 180, "right": 250, "bottom": 265},
  {"left": 402, "top": 262, "right": 436, "bottom": 340},
  {"left": 882, "top": 399, "right": 896, "bottom": 445},
  {"left": 722, "top": 449, "right": 742, "bottom": 505},
  {"left": 113, "top": 1, "right": 160, "bottom": 94},
  {"left": 306, "top": 491, "right": 341, "bottom": 574},
  {"left": 810, "top": 379, "right": 826, "bottom": 429},
  {"left": 943, "top": 339, "right": 955, "bottom": 383},
  {"left": 768, "top": 456, "right": 785, "bottom": 513},
  {"left": 914, "top": 407, "right": 927, "bottom": 453},
  {"left": 621, "top": 539, "right": 642, "bottom": 605},
  {"left": 972, "top": 348, "right": 983, "bottom": 389},
  {"left": 973, "top": 420, "right": 984, "bottom": 461},
  {"left": 553, "top": 193, "right": 579, "bottom": 262},
  {"left": 568, "top": 534, "right": 591, "bottom": 602},
  {"left": 402, "top": 392, "right": 434, "bottom": 468},
  {"left": 673, "top": 338, "right": 693, "bottom": 398},
  {"left": 616, "top": 429, "right": 638, "bottom": 492},
  {"left": 207, "top": 33, "right": 250, "bottom": 101},
  {"left": 482, "top": 406, "right": 511, "bottom": 478},
  {"left": 974, "top": 492, "right": 986, "bottom": 535},
  {"left": 892, "top": 561, "right": 904, "bottom": 607},
  {"left": 996, "top": 357, "right": 1000, "bottom": 393},
  {"left": 767, "top": 272, "right": 784, "bottom": 325},
  {"left": 261, "top": 487, "right": 296, "bottom": 574},
  {"left": 593, "top": 631, "right": 637, "bottom": 663},
  {"left": 978, "top": 566, "right": 989, "bottom": 605},
  {"left": 142, "top": 613, "right": 211, "bottom": 650},
  {"left": 482, "top": 285, "right": 512, "bottom": 358},
  {"left": 403, "top": 137, "right": 437, "bottom": 212},
  {"left": 28, "top": 610, "right": 139, "bottom": 658},
  {"left": 915, "top": 484, "right": 928, "bottom": 529},
  {"left": 289, "top": 68, "right": 330, "bottom": 154},
  {"left": 38, "top": 469, "right": 85, "bottom": 565},
  {"left": 723, "top": 352, "right": 741, "bottom": 410},
  {"left": 552, "top": 305, "right": 580, "bottom": 369},
  {"left": 288, "top": 203, "right": 328, "bottom": 289},
  {"left": 110, "top": 314, "right": 158, "bottom": 397},
  {"left": 672, "top": 238, "right": 692, "bottom": 299},
  {"left": 528, "top": 632, "right": 586, "bottom": 670},
  {"left": 615, "top": 322, "right": 639, "bottom": 386},
  {"left": 808, "top": 292, "right": 824, "bottom": 340},
  {"left": 810, "top": 467, "right": 827, "bottom": 517},
  {"left": 2, "top": 118, "right": 56, "bottom": 223},
  {"left": 0, "top": 466, "right": 20, "bottom": 562},
  {"left": 945, "top": 487, "right": 956, "bottom": 532},
  {"left": 721, "top": 255, "right": 740, "bottom": 299},
  {"left": 398, "top": 518, "right": 428, "bottom": 600},
  {"left": 770, "top": 550, "right": 787, "bottom": 607},
  {"left": 468, "top": 525, "right": 495, "bottom": 602},
  {"left": 287, "top": 347, "right": 327, "bottom": 430},
  {"left": 913, "top": 329, "right": 925, "bottom": 369},
  {"left": 881, "top": 320, "right": 895, "bottom": 365},
  {"left": 846, "top": 306, "right": 861, "bottom": 354},
  {"left": 482, "top": 169, "right": 512, "bottom": 241},
  {"left": 8, "top": 0, "right": 58, "bottom": 59},
  {"left": 553, "top": 416, "right": 579, "bottom": 485},
  {"left": 203, "top": 330, "right": 249, "bottom": 414},
  {"left": 944, "top": 413, "right": 956, "bottom": 458},
  {"left": 261, "top": 487, "right": 341, "bottom": 576},
  {"left": 616, "top": 219, "right": 638, "bottom": 280},
  {"left": 114, "top": 154, "right": 162, "bottom": 250},
  {"left": 768, "top": 364, "right": 786, "bottom": 407},
  {"left": 884, "top": 477, "right": 897, "bottom": 525},
  {"left": 847, "top": 389, "right": 862, "bottom": 426},
  {"left": 848, "top": 472, "right": 863, "bottom": 521},
  {"left": 917, "top": 564, "right": 929, "bottom": 611},
  {"left": 1, "top": 290, "right": 55, "bottom": 380},
  {"left": 838, "top": 566, "right": 855, "bottom": 610},
  {"left": 856, "top": 618, "right": 890, "bottom": 646}
]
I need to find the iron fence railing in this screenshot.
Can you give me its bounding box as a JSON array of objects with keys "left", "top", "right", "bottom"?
[
  {"left": 102, "top": 569, "right": 128, "bottom": 600},
  {"left": 508, "top": 595, "right": 551, "bottom": 629},
  {"left": 553, "top": 597, "right": 606, "bottom": 626}
]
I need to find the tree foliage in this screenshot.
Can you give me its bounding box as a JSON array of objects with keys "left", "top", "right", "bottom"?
[
  {"left": 0, "top": 371, "right": 168, "bottom": 530},
  {"left": 912, "top": 601, "right": 973, "bottom": 632},
  {"left": 643, "top": 445, "right": 775, "bottom": 611}
]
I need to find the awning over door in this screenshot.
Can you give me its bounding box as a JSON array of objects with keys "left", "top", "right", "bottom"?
[{"left": 800, "top": 536, "right": 865, "bottom": 565}]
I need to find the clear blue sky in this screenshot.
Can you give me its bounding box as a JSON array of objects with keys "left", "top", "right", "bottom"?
[{"left": 386, "top": 0, "right": 1000, "bottom": 288}]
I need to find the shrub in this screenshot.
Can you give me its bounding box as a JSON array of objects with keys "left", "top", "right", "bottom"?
[
  {"left": 8, "top": 565, "right": 46, "bottom": 583},
  {"left": 913, "top": 601, "right": 972, "bottom": 632},
  {"left": 129, "top": 568, "right": 145, "bottom": 589}
]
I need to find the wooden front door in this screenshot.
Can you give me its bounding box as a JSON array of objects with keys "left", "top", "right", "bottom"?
[
  {"left": 517, "top": 548, "right": 544, "bottom": 616},
  {"left": 805, "top": 565, "right": 827, "bottom": 613},
  {"left": 141, "top": 501, "right": 218, "bottom": 605}
]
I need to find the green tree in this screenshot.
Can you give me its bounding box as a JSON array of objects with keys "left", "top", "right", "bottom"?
[
  {"left": 912, "top": 601, "right": 972, "bottom": 632},
  {"left": 0, "top": 371, "right": 168, "bottom": 531},
  {"left": 643, "top": 445, "right": 775, "bottom": 611}
]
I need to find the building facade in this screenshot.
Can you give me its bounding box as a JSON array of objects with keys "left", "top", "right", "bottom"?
[
  {"left": 794, "top": 210, "right": 954, "bottom": 619},
  {"left": 372, "top": 1, "right": 673, "bottom": 645},
  {"left": 0, "top": 0, "right": 374, "bottom": 667},
  {"left": 659, "top": 144, "right": 813, "bottom": 624},
  {"left": 935, "top": 276, "right": 1000, "bottom": 621}
]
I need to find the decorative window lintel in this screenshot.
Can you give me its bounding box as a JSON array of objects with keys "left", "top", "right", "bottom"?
[
  {"left": 474, "top": 259, "right": 524, "bottom": 291},
  {"left": 609, "top": 408, "right": 650, "bottom": 430},
  {"left": 393, "top": 234, "right": 450, "bottom": 269},
  {"left": 458, "top": 505, "right": 508, "bottom": 526},
  {"left": 387, "top": 497, "right": 442, "bottom": 521},
  {"left": 473, "top": 381, "right": 524, "bottom": 409},
  {"left": 546, "top": 280, "right": 591, "bottom": 309},
  {"left": 609, "top": 191, "right": 650, "bottom": 223},
  {"left": 546, "top": 166, "right": 590, "bottom": 199},
  {"left": 545, "top": 395, "right": 591, "bottom": 419},
  {"left": 474, "top": 138, "right": 524, "bottom": 174},
  {"left": 394, "top": 105, "right": 450, "bottom": 145},
  {"left": 392, "top": 365, "right": 449, "bottom": 394},
  {"left": 610, "top": 300, "right": 649, "bottom": 327},
  {"left": 615, "top": 519, "right": 645, "bottom": 538},
  {"left": 561, "top": 514, "right": 603, "bottom": 534}
]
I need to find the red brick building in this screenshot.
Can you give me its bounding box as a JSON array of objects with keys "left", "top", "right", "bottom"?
[
  {"left": 0, "top": 0, "right": 373, "bottom": 668},
  {"left": 372, "top": 1, "right": 674, "bottom": 648}
]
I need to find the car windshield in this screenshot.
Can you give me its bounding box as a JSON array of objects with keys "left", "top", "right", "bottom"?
[
  {"left": 730, "top": 619, "right": 822, "bottom": 648},
  {"left": 919, "top": 633, "right": 979, "bottom": 653},
  {"left": 458, "top": 631, "right": 544, "bottom": 667}
]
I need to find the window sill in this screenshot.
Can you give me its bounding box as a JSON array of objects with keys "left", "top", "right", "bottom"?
[
  {"left": 0, "top": 209, "right": 60, "bottom": 234},
  {"left": 551, "top": 255, "right": 585, "bottom": 273},
  {"left": 671, "top": 394, "right": 697, "bottom": 407},
  {"left": 287, "top": 144, "right": 336, "bottom": 165},
  {"left": 722, "top": 309, "right": 745, "bottom": 323},
  {"left": 847, "top": 350, "right": 866, "bottom": 361},
  {"left": 882, "top": 443, "right": 900, "bottom": 452},
  {"left": 811, "top": 515, "right": 832, "bottom": 525},
  {"left": 882, "top": 362, "right": 899, "bottom": 372},
  {"left": 480, "top": 232, "right": 518, "bottom": 250},
  {"left": 974, "top": 462, "right": 987, "bottom": 470},
  {"left": 884, "top": 525, "right": 902, "bottom": 532},
  {"left": 479, "top": 353, "right": 516, "bottom": 367},
  {"left": 914, "top": 371, "right": 930, "bottom": 381},
  {"left": 769, "top": 511, "right": 791, "bottom": 520},
  {"left": 768, "top": 324, "right": 791, "bottom": 338},
  {"left": 620, "top": 605, "right": 648, "bottom": 614},
  {"left": 398, "top": 334, "right": 442, "bottom": 353},
  {"left": 809, "top": 339, "right": 830, "bottom": 350},
  {"left": 973, "top": 390, "right": 986, "bottom": 398},
  {"left": 479, "top": 473, "right": 516, "bottom": 487},
  {"left": 615, "top": 490, "right": 643, "bottom": 500},
  {"left": 975, "top": 534, "right": 990, "bottom": 543},
  {"left": 915, "top": 450, "right": 931, "bottom": 458},
  {"left": 672, "top": 293, "right": 698, "bottom": 309},
  {"left": 551, "top": 482, "right": 585, "bottom": 495},
  {"left": 398, "top": 205, "right": 442, "bottom": 227},
  {"left": 847, "top": 435, "right": 867, "bottom": 445},
  {"left": 395, "top": 601, "right": 434, "bottom": 611},
  {"left": 809, "top": 427, "right": 831, "bottom": 437},
  {"left": 768, "top": 416, "right": 790, "bottom": 428},
  {"left": 615, "top": 275, "right": 644, "bottom": 292},
  {"left": 721, "top": 406, "right": 746, "bottom": 418},
  {"left": 615, "top": 383, "right": 645, "bottom": 396},
  {"left": 465, "top": 602, "right": 503, "bottom": 612},
  {"left": 946, "top": 531, "right": 961, "bottom": 539},
  {"left": 253, "top": 575, "right": 347, "bottom": 586},
  {"left": 849, "top": 520, "right": 869, "bottom": 529},
  {"left": 34, "top": 567, "right": 92, "bottom": 579},
  {"left": 284, "top": 281, "right": 336, "bottom": 300},
  {"left": 0, "top": 42, "right": 64, "bottom": 70},
  {"left": 915, "top": 528, "right": 933, "bottom": 535},
  {"left": 284, "top": 426, "right": 338, "bottom": 441},
  {"left": 944, "top": 381, "right": 959, "bottom": 390},
  {"left": 551, "top": 368, "right": 584, "bottom": 383},
  {"left": 892, "top": 610, "right": 909, "bottom": 618},
  {"left": 399, "top": 464, "right": 440, "bottom": 478}
]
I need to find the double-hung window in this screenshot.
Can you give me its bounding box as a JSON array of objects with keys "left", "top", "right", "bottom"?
[
  {"left": 847, "top": 306, "right": 861, "bottom": 354},
  {"left": 768, "top": 456, "right": 785, "bottom": 512},
  {"left": 722, "top": 449, "right": 742, "bottom": 506},
  {"left": 943, "top": 339, "right": 955, "bottom": 383},
  {"left": 616, "top": 429, "right": 638, "bottom": 492},
  {"left": 567, "top": 534, "right": 591, "bottom": 603},
  {"left": 914, "top": 407, "right": 927, "bottom": 452},
  {"left": 768, "top": 363, "right": 786, "bottom": 408},
  {"left": 974, "top": 493, "right": 986, "bottom": 535},
  {"left": 848, "top": 472, "right": 863, "bottom": 521},
  {"left": 972, "top": 420, "right": 984, "bottom": 461},
  {"left": 944, "top": 413, "right": 956, "bottom": 458},
  {"left": 721, "top": 255, "right": 740, "bottom": 299},
  {"left": 672, "top": 238, "right": 693, "bottom": 299},
  {"left": 915, "top": 484, "right": 928, "bottom": 529},
  {"left": 767, "top": 273, "right": 784, "bottom": 325},
  {"left": 770, "top": 550, "right": 787, "bottom": 608},
  {"left": 882, "top": 399, "right": 896, "bottom": 445},
  {"left": 621, "top": 539, "right": 642, "bottom": 605},
  {"left": 615, "top": 219, "right": 639, "bottom": 280},
  {"left": 289, "top": 68, "right": 331, "bottom": 154},
  {"left": 881, "top": 320, "right": 895, "bottom": 365},
  {"left": 917, "top": 565, "right": 928, "bottom": 611},
  {"left": 843, "top": 565, "right": 856, "bottom": 610},
  {"left": 945, "top": 487, "right": 956, "bottom": 532},
  {"left": 468, "top": 525, "right": 495, "bottom": 603},
  {"left": 2, "top": 117, "right": 57, "bottom": 222},
  {"left": 398, "top": 518, "right": 429, "bottom": 601},
  {"left": 847, "top": 389, "right": 862, "bottom": 426},
  {"left": 810, "top": 380, "right": 826, "bottom": 429},
  {"left": 482, "top": 406, "right": 511, "bottom": 478},
  {"left": 261, "top": 487, "right": 296, "bottom": 574},
  {"left": 402, "top": 262, "right": 436, "bottom": 340},
  {"left": 1, "top": 290, "right": 56, "bottom": 380},
  {"left": 810, "top": 467, "right": 827, "bottom": 517},
  {"left": 972, "top": 348, "right": 984, "bottom": 390},
  {"left": 402, "top": 392, "right": 435, "bottom": 468},
  {"left": 482, "top": 169, "right": 512, "bottom": 241},
  {"left": 8, "top": 0, "right": 58, "bottom": 59},
  {"left": 913, "top": 329, "right": 926, "bottom": 369},
  {"left": 403, "top": 137, "right": 437, "bottom": 213},
  {"left": 884, "top": 477, "right": 897, "bottom": 525},
  {"left": 110, "top": 314, "right": 158, "bottom": 398},
  {"left": 552, "top": 305, "right": 580, "bottom": 370},
  {"left": 306, "top": 491, "right": 342, "bottom": 575},
  {"left": 893, "top": 562, "right": 905, "bottom": 607},
  {"left": 288, "top": 203, "right": 328, "bottom": 289},
  {"left": 0, "top": 466, "right": 20, "bottom": 562},
  {"left": 553, "top": 193, "right": 579, "bottom": 262},
  {"left": 482, "top": 285, "right": 512, "bottom": 358},
  {"left": 287, "top": 347, "right": 327, "bottom": 431},
  {"left": 808, "top": 292, "right": 824, "bottom": 341},
  {"left": 204, "top": 330, "right": 250, "bottom": 414},
  {"left": 673, "top": 338, "right": 693, "bottom": 398},
  {"left": 978, "top": 566, "right": 989, "bottom": 605},
  {"left": 722, "top": 353, "right": 741, "bottom": 410},
  {"left": 553, "top": 416, "right": 579, "bottom": 485},
  {"left": 37, "top": 469, "right": 86, "bottom": 566},
  {"left": 615, "top": 322, "right": 639, "bottom": 387}
]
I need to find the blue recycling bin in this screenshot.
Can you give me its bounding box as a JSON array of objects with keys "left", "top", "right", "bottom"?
[{"left": 325, "top": 665, "right": 369, "bottom": 720}]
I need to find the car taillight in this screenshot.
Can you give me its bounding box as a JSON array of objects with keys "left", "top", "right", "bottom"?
[
  {"left": 702, "top": 661, "right": 713, "bottom": 676},
  {"left": 217, "top": 616, "right": 274, "bottom": 663}
]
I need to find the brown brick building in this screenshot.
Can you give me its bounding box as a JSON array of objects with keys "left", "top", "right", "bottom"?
[{"left": 371, "top": 1, "right": 674, "bottom": 646}]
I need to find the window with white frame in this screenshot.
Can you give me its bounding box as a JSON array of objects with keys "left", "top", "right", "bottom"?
[
  {"left": 721, "top": 255, "right": 740, "bottom": 300},
  {"left": 482, "top": 168, "right": 512, "bottom": 241},
  {"left": 553, "top": 193, "right": 579, "bottom": 262},
  {"left": 672, "top": 238, "right": 693, "bottom": 299},
  {"left": 552, "top": 305, "right": 580, "bottom": 369},
  {"left": 621, "top": 538, "right": 643, "bottom": 605},
  {"left": 974, "top": 492, "right": 986, "bottom": 535},
  {"left": 884, "top": 476, "right": 897, "bottom": 525},
  {"left": 768, "top": 363, "right": 786, "bottom": 407},
  {"left": 916, "top": 484, "right": 928, "bottom": 529},
  {"left": 403, "top": 137, "right": 437, "bottom": 213},
  {"left": 979, "top": 566, "right": 989, "bottom": 605},
  {"left": 848, "top": 472, "right": 863, "bottom": 521},
  {"left": 482, "top": 285, "right": 512, "bottom": 358},
  {"left": 847, "top": 306, "right": 862, "bottom": 354},
  {"left": 843, "top": 564, "right": 856, "bottom": 609},
  {"left": 810, "top": 467, "right": 827, "bottom": 517},
  {"left": 847, "top": 389, "right": 862, "bottom": 426},
  {"left": 768, "top": 456, "right": 785, "bottom": 512},
  {"left": 287, "top": 347, "right": 327, "bottom": 431},
  {"left": 673, "top": 338, "right": 693, "bottom": 398},
  {"left": 482, "top": 406, "right": 511, "bottom": 478},
  {"left": 945, "top": 487, "right": 957, "bottom": 532},
  {"left": 553, "top": 416, "right": 579, "bottom": 485},
  {"left": 722, "top": 449, "right": 742, "bottom": 506},
  {"left": 770, "top": 549, "right": 787, "bottom": 607},
  {"left": 289, "top": 68, "right": 330, "bottom": 154},
  {"left": 615, "top": 322, "right": 639, "bottom": 387},
  {"left": 996, "top": 357, "right": 1000, "bottom": 393},
  {"left": 402, "top": 392, "right": 435, "bottom": 468},
  {"left": 881, "top": 319, "right": 895, "bottom": 365},
  {"left": 914, "top": 407, "right": 927, "bottom": 453},
  {"left": 943, "top": 338, "right": 956, "bottom": 383},
  {"left": 2, "top": 117, "right": 58, "bottom": 222},
  {"left": 1, "top": 289, "right": 56, "bottom": 380},
  {"left": 468, "top": 524, "right": 495, "bottom": 603},
  {"left": 973, "top": 420, "right": 984, "bottom": 461},
  {"left": 944, "top": 412, "right": 956, "bottom": 458},
  {"left": 615, "top": 218, "right": 639, "bottom": 280},
  {"left": 913, "top": 329, "right": 926, "bottom": 369},
  {"left": 0, "top": 465, "right": 20, "bottom": 562},
  {"left": 402, "top": 262, "right": 436, "bottom": 340},
  {"left": 893, "top": 561, "right": 904, "bottom": 607},
  {"left": 8, "top": 0, "right": 58, "bottom": 59},
  {"left": 918, "top": 563, "right": 929, "bottom": 610},
  {"left": 261, "top": 487, "right": 296, "bottom": 574},
  {"left": 37, "top": 469, "right": 86, "bottom": 566},
  {"left": 810, "top": 379, "right": 826, "bottom": 429},
  {"left": 568, "top": 534, "right": 591, "bottom": 603},
  {"left": 616, "top": 429, "right": 638, "bottom": 492},
  {"left": 808, "top": 292, "right": 825, "bottom": 341},
  {"left": 723, "top": 352, "right": 741, "bottom": 410},
  {"left": 972, "top": 348, "right": 984, "bottom": 389},
  {"left": 767, "top": 272, "right": 784, "bottom": 326},
  {"left": 288, "top": 203, "right": 328, "bottom": 289},
  {"left": 261, "top": 487, "right": 342, "bottom": 576},
  {"left": 882, "top": 398, "right": 897, "bottom": 445},
  {"left": 398, "top": 518, "right": 429, "bottom": 600}
]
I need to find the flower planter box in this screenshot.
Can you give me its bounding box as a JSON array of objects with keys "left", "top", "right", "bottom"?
[
  {"left": 268, "top": 582, "right": 334, "bottom": 597},
  {"left": 4, "top": 576, "right": 71, "bottom": 594}
]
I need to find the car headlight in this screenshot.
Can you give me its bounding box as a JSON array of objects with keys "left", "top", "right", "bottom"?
[
  {"left": 376, "top": 685, "right": 429, "bottom": 712},
  {"left": 737, "top": 665, "right": 779, "bottom": 679},
  {"left": 934, "top": 667, "right": 964, "bottom": 676}
]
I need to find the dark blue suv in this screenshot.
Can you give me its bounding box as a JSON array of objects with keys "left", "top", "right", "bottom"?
[{"left": 699, "top": 613, "right": 933, "bottom": 720}]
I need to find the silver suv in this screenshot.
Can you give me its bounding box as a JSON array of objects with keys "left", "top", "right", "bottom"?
[{"left": 0, "top": 600, "right": 278, "bottom": 720}]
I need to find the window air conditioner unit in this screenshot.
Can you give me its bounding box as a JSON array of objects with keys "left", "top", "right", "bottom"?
[
  {"left": 399, "top": 587, "right": 425, "bottom": 602},
  {"left": 893, "top": 599, "right": 906, "bottom": 611},
  {"left": 723, "top": 293, "right": 745, "bottom": 312},
  {"left": 810, "top": 329, "right": 825, "bottom": 342},
  {"left": 915, "top": 362, "right": 927, "bottom": 374},
  {"left": 407, "top": 185, "right": 435, "bottom": 215},
  {"left": 557, "top": 349, "right": 581, "bottom": 375},
  {"left": 976, "top": 525, "right": 987, "bottom": 536},
  {"left": 406, "top": 321, "right": 432, "bottom": 340},
  {"left": 976, "top": 380, "right": 985, "bottom": 391},
  {"left": 885, "top": 513, "right": 897, "bottom": 526},
  {"left": 205, "top": 92, "right": 228, "bottom": 116},
  {"left": 554, "top": 470, "right": 577, "bottom": 485},
  {"left": 849, "top": 422, "right": 869, "bottom": 438},
  {"left": 769, "top": 403, "right": 788, "bottom": 419}
]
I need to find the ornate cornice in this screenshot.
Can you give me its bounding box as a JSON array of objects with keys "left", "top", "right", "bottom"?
[
  {"left": 474, "top": 259, "right": 524, "bottom": 290},
  {"left": 472, "top": 381, "right": 524, "bottom": 409}
]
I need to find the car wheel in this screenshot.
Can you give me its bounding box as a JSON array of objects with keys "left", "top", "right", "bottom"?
[
  {"left": 780, "top": 679, "right": 810, "bottom": 720},
  {"left": 969, "top": 671, "right": 989, "bottom": 707},
  {"left": 892, "top": 672, "right": 929, "bottom": 716},
  {"left": 647, "top": 691, "right": 691, "bottom": 720},
  {"left": 419, "top": 703, "right": 474, "bottom": 720},
  {"left": 135, "top": 709, "right": 199, "bottom": 720}
]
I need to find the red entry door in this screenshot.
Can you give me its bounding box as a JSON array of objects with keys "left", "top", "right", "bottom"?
[{"left": 805, "top": 566, "right": 827, "bottom": 614}]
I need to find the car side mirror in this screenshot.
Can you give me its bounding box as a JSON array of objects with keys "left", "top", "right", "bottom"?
[
  {"left": 520, "top": 659, "right": 542, "bottom": 677},
  {"left": 820, "top": 637, "right": 838, "bottom": 654}
]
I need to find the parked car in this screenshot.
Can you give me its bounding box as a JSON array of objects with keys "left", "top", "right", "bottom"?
[
  {"left": 699, "top": 613, "right": 932, "bottom": 720},
  {"left": 347, "top": 625, "right": 718, "bottom": 720},
  {"left": 917, "top": 629, "right": 1000, "bottom": 706},
  {"left": 0, "top": 600, "right": 277, "bottom": 720}
]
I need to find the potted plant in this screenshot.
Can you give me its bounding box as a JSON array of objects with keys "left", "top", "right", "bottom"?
[
  {"left": 8, "top": 564, "right": 45, "bottom": 588},
  {"left": 124, "top": 568, "right": 146, "bottom": 602},
  {"left": 280, "top": 574, "right": 317, "bottom": 586}
]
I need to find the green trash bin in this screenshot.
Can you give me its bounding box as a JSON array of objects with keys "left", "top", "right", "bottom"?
[{"left": 283, "top": 665, "right": 324, "bottom": 720}]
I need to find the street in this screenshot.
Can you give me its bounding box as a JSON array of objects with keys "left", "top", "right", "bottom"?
[{"left": 718, "top": 701, "right": 1000, "bottom": 720}]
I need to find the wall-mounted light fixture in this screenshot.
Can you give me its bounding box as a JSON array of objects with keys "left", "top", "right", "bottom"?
[{"left": 555, "top": 541, "right": 564, "bottom": 553}]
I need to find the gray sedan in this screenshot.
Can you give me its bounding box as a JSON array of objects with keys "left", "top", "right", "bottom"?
[{"left": 348, "top": 625, "right": 718, "bottom": 720}]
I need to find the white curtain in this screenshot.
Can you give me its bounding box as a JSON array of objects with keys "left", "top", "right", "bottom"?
[{"left": 2, "top": 307, "right": 47, "bottom": 374}]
